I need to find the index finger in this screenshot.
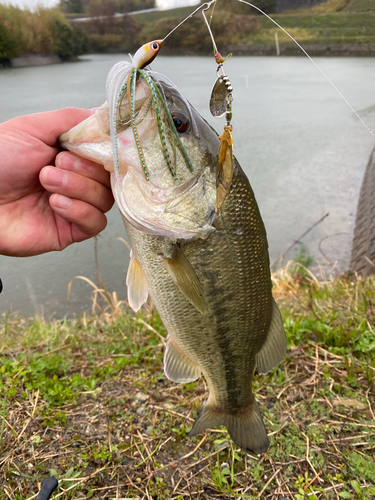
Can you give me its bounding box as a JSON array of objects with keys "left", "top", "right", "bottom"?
[{"left": 55, "top": 152, "right": 111, "bottom": 188}]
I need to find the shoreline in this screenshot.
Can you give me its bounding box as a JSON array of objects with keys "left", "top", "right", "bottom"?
[
  {"left": 162, "top": 43, "right": 375, "bottom": 58},
  {"left": 0, "top": 54, "right": 62, "bottom": 69},
  {"left": 1, "top": 44, "right": 374, "bottom": 70}
]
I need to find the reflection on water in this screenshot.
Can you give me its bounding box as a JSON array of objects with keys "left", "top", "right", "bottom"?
[{"left": 1, "top": 55, "right": 375, "bottom": 317}]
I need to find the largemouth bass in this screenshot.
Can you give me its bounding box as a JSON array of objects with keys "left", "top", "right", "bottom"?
[{"left": 60, "top": 59, "right": 286, "bottom": 454}]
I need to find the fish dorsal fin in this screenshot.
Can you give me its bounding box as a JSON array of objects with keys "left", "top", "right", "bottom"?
[
  {"left": 126, "top": 250, "right": 149, "bottom": 312},
  {"left": 164, "top": 337, "right": 201, "bottom": 383},
  {"left": 163, "top": 245, "right": 207, "bottom": 315},
  {"left": 255, "top": 299, "right": 286, "bottom": 375}
]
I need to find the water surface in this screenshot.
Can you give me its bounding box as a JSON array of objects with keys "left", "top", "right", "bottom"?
[{"left": 1, "top": 55, "right": 375, "bottom": 317}]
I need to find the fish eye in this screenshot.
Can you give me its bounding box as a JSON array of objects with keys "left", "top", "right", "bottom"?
[
  {"left": 171, "top": 112, "right": 188, "bottom": 133},
  {"left": 151, "top": 42, "right": 159, "bottom": 50}
]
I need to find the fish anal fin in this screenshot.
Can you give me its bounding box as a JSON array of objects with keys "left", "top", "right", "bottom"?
[
  {"left": 163, "top": 245, "right": 207, "bottom": 315},
  {"left": 190, "top": 398, "right": 269, "bottom": 455},
  {"left": 126, "top": 250, "right": 148, "bottom": 312},
  {"left": 164, "top": 337, "right": 201, "bottom": 383},
  {"left": 255, "top": 299, "right": 286, "bottom": 375}
]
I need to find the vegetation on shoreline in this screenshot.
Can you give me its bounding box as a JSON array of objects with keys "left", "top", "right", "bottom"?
[
  {"left": 1, "top": 0, "right": 375, "bottom": 62},
  {"left": 133, "top": 0, "right": 375, "bottom": 55},
  {"left": 0, "top": 5, "right": 88, "bottom": 60},
  {"left": 78, "top": 0, "right": 375, "bottom": 55},
  {"left": 1, "top": 265, "right": 374, "bottom": 498}
]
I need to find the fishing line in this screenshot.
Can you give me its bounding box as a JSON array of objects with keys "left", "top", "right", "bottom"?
[
  {"left": 161, "top": 0, "right": 374, "bottom": 141},
  {"left": 238, "top": 0, "right": 375, "bottom": 139},
  {"left": 162, "top": 0, "right": 216, "bottom": 42},
  {"left": 208, "top": 0, "right": 218, "bottom": 29},
  {"left": 201, "top": 2, "right": 219, "bottom": 55}
]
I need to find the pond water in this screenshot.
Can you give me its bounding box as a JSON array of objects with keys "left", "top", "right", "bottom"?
[{"left": 1, "top": 54, "right": 375, "bottom": 317}]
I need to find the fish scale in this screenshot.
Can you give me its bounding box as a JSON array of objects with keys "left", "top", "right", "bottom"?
[
  {"left": 124, "top": 159, "right": 275, "bottom": 434},
  {"left": 60, "top": 66, "right": 286, "bottom": 454}
]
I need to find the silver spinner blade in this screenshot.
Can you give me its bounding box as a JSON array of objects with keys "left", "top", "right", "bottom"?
[{"left": 210, "top": 77, "right": 231, "bottom": 118}]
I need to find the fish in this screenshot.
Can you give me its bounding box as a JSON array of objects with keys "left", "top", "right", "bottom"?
[{"left": 59, "top": 55, "right": 286, "bottom": 454}]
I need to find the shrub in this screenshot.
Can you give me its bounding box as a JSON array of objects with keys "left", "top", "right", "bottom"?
[
  {"left": 0, "top": 23, "right": 21, "bottom": 58},
  {"left": 0, "top": 5, "right": 89, "bottom": 59}
]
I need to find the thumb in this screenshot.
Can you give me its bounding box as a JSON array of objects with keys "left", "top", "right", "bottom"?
[{"left": 7, "top": 107, "right": 93, "bottom": 147}]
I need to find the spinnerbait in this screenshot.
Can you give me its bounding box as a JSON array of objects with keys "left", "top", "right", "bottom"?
[
  {"left": 111, "top": 0, "right": 237, "bottom": 213},
  {"left": 111, "top": 40, "right": 193, "bottom": 181},
  {"left": 201, "top": 1, "right": 235, "bottom": 212},
  {"left": 210, "top": 56, "right": 235, "bottom": 212}
]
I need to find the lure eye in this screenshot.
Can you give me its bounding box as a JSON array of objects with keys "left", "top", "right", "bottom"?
[
  {"left": 151, "top": 42, "right": 159, "bottom": 50},
  {"left": 171, "top": 112, "right": 188, "bottom": 133}
]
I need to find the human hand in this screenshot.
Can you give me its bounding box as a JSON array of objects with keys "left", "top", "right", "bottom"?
[{"left": 0, "top": 108, "right": 114, "bottom": 257}]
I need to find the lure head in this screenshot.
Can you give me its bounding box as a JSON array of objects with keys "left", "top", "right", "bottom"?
[{"left": 132, "top": 40, "right": 163, "bottom": 69}]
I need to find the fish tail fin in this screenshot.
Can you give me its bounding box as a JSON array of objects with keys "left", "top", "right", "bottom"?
[{"left": 190, "top": 399, "right": 269, "bottom": 455}]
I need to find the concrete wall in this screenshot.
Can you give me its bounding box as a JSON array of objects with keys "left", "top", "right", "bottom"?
[{"left": 10, "top": 55, "right": 62, "bottom": 67}]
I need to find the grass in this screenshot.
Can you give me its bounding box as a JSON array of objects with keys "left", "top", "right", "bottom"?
[
  {"left": 1, "top": 265, "right": 375, "bottom": 499},
  {"left": 130, "top": 0, "right": 375, "bottom": 55},
  {"left": 253, "top": 11, "right": 375, "bottom": 46},
  {"left": 344, "top": 0, "right": 375, "bottom": 13}
]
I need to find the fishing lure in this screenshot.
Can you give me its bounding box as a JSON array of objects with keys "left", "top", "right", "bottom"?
[
  {"left": 200, "top": 4, "right": 235, "bottom": 211},
  {"left": 173, "top": 1, "right": 240, "bottom": 212},
  {"left": 108, "top": 1, "right": 219, "bottom": 180},
  {"left": 108, "top": 40, "right": 194, "bottom": 180},
  {"left": 108, "top": 0, "right": 238, "bottom": 216},
  {"left": 108, "top": 1, "right": 223, "bottom": 183},
  {"left": 213, "top": 68, "right": 235, "bottom": 213}
]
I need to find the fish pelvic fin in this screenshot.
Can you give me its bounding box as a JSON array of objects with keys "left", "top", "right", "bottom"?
[
  {"left": 163, "top": 245, "right": 207, "bottom": 315},
  {"left": 190, "top": 399, "right": 269, "bottom": 455},
  {"left": 126, "top": 250, "right": 149, "bottom": 312},
  {"left": 255, "top": 298, "right": 286, "bottom": 375},
  {"left": 164, "top": 337, "right": 201, "bottom": 383}
]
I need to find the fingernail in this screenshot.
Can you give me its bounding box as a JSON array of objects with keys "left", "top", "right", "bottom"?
[
  {"left": 57, "top": 152, "right": 95, "bottom": 173},
  {"left": 44, "top": 167, "right": 67, "bottom": 187},
  {"left": 51, "top": 194, "right": 72, "bottom": 210},
  {"left": 57, "top": 152, "right": 79, "bottom": 172}
]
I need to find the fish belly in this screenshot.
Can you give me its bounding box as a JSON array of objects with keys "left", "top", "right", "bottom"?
[{"left": 124, "top": 161, "right": 283, "bottom": 454}]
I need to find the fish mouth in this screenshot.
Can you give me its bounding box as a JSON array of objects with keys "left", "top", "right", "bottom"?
[
  {"left": 59, "top": 66, "right": 205, "bottom": 183},
  {"left": 59, "top": 78, "right": 157, "bottom": 173},
  {"left": 59, "top": 63, "right": 219, "bottom": 239}
]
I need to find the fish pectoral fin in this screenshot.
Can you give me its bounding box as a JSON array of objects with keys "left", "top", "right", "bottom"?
[
  {"left": 255, "top": 299, "right": 286, "bottom": 375},
  {"left": 190, "top": 398, "right": 269, "bottom": 455},
  {"left": 162, "top": 245, "right": 207, "bottom": 315},
  {"left": 164, "top": 337, "right": 201, "bottom": 383},
  {"left": 126, "top": 250, "right": 148, "bottom": 312}
]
